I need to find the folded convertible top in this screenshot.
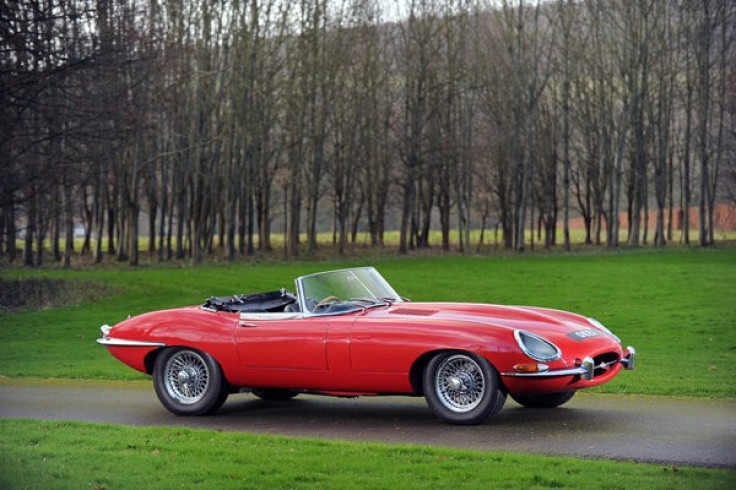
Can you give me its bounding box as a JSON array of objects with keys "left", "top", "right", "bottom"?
[{"left": 202, "top": 290, "right": 296, "bottom": 313}]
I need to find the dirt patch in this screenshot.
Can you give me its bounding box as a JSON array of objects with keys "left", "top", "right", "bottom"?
[{"left": 0, "top": 278, "right": 115, "bottom": 314}]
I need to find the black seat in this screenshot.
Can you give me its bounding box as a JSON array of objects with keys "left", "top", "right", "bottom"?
[{"left": 284, "top": 302, "right": 300, "bottom": 312}]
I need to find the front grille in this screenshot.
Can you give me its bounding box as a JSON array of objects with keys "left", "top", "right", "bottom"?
[{"left": 593, "top": 352, "right": 620, "bottom": 376}]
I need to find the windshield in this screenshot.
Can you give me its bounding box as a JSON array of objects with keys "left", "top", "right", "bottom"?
[{"left": 297, "top": 267, "right": 402, "bottom": 315}]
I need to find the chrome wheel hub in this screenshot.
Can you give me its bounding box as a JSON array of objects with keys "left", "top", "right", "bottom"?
[
  {"left": 164, "top": 350, "right": 209, "bottom": 405},
  {"left": 177, "top": 370, "right": 191, "bottom": 384},
  {"left": 435, "top": 355, "right": 486, "bottom": 413}
]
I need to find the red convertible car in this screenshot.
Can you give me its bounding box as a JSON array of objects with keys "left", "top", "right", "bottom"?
[{"left": 98, "top": 267, "right": 635, "bottom": 424}]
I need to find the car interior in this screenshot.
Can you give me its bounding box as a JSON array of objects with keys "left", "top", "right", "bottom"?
[{"left": 201, "top": 289, "right": 299, "bottom": 313}]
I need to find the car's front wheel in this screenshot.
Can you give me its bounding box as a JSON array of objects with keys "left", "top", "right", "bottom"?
[
  {"left": 153, "top": 348, "right": 228, "bottom": 416},
  {"left": 511, "top": 391, "right": 575, "bottom": 408},
  {"left": 423, "top": 352, "right": 506, "bottom": 425}
]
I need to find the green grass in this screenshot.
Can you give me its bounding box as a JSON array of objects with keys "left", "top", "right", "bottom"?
[
  {"left": 1, "top": 419, "right": 733, "bottom": 490},
  {"left": 1, "top": 248, "right": 735, "bottom": 397}
]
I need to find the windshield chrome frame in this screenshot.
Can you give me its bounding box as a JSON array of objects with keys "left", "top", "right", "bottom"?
[{"left": 295, "top": 267, "right": 400, "bottom": 318}]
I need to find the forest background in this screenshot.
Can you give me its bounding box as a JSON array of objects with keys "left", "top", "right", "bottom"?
[{"left": 2, "top": 0, "right": 735, "bottom": 267}]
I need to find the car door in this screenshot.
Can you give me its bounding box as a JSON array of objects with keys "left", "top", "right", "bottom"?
[{"left": 235, "top": 312, "right": 328, "bottom": 370}]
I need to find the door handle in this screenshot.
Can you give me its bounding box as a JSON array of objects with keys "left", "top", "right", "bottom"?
[{"left": 239, "top": 322, "right": 259, "bottom": 328}]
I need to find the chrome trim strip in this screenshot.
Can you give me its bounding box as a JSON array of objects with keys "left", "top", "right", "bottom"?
[
  {"left": 308, "top": 308, "right": 366, "bottom": 317},
  {"left": 502, "top": 356, "right": 606, "bottom": 379},
  {"left": 239, "top": 312, "right": 303, "bottom": 321},
  {"left": 501, "top": 366, "right": 590, "bottom": 378},
  {"left": 296, "top": 277, "right": 310, "bottom": 316},
  {"left": 96, "top": 338, "right": 166, "bottom": 347}
]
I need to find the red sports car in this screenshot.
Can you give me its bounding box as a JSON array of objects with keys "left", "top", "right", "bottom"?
[{"left": 98, "top": 267, "right": 635, "bottom": 424}]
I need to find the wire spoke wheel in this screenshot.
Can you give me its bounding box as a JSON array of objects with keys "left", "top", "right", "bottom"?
[
  {"left": 423, "top": 352, "right": 506, "bottom": 425},
  {"left": 435, "top": 355, "right": 485, "bottom": 413},
  {"left": 153, "top": 347, "right": 227, "bottom": 416},
  {"left": 164, "top": 350, "right": 210, "bottom": 404}
]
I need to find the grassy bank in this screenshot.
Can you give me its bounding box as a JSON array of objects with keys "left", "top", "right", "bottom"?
[
  {"left": 1, "top": 419, "right": 733, "bottom": 490},
  {"left": 1, "top": 248, "right": 734, "bottom": 397}
]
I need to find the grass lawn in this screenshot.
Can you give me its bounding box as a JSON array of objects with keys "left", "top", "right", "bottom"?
[
  {"left": 1, "top": 247, "right": 734, "bottom": 397},
  {"left": 1, "top": 419, "right": 733, "bottom": 490}
]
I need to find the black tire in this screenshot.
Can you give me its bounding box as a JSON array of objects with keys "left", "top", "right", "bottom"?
[
  {"left": 510, "top": 391, "right": 575, "bottom": 408},
  {"left": 422, "top": 352, "right": 506, "bottom": 425},
  {"left": 252, "top": 388, "right": 298, "bottom": 401},
  {"left": 153, "top": 347, "right": 228, "bottom": 416}
]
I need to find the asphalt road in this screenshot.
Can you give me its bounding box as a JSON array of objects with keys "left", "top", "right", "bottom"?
[{"left": 1, "top": 380, "right": 734, "bottom": 469}]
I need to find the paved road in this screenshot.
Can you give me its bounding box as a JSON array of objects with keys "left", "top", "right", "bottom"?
[{"left": 1, "top": 380, "right": 734, "bottom": 469}]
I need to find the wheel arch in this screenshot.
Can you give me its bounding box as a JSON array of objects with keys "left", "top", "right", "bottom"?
[
  {"left": 144, "top": 348, "right": 163, "bottom": 375},
  {"left": 410, "top": 349, "right": 498, "bottom": 396}
]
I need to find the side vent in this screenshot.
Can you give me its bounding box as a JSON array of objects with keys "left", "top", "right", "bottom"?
[{"left": 390, "top": 308, "right": 437, "bottom": 317}]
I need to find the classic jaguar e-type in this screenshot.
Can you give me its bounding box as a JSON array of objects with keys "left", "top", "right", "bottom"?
[{"left": 98, "top": 267, "right": 635, "bottom": 424}]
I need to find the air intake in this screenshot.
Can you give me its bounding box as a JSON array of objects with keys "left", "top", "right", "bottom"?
[{"left": 389, "top": 308, "right": 437, "bottom": 317}]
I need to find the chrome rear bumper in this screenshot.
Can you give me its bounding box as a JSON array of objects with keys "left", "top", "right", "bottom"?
[
  {"left": 96, "top": 337, "right": 166, "bottom": 347},
  {"left": 96, "top": 324, "right": 166, "bottom": 348}
]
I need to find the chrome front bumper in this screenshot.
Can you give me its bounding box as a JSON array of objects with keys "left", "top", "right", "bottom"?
[{"left": 502, "top": 346, "right": 636, "bottom": 380}]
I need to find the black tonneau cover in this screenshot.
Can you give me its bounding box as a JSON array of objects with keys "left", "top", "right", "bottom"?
[{"left": 202, "top": 290, "right": 296, "bottom": 313}]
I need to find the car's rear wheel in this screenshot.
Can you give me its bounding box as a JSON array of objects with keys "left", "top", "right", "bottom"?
[
  {"left": 153, "top": 348, "right": 228, "bottom": 415},
  {"left": 423, "top": 352, "right": 506, "bottom": 425},
  {"left": 511, "top": 391, "right": 575, "bottom": 408},
  {"left": 252, "top": 388, "right": 298, "bottom": 401}
]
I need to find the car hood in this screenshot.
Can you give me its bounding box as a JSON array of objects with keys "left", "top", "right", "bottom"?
[{"left": 377, "top": 301, "right": 612, "bottom": 344}]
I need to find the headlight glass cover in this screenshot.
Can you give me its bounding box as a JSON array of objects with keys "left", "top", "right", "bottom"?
[{"left": 514, "top": 330, "right": 562, "bottom": 362}]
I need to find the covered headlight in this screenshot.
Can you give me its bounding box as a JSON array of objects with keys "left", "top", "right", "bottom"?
[
  {"left": 588, "top": 317, "right": 621, "bottom": 343},
  {"left": 514, "top": 330, "right": 562, "bottom": 362}
]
